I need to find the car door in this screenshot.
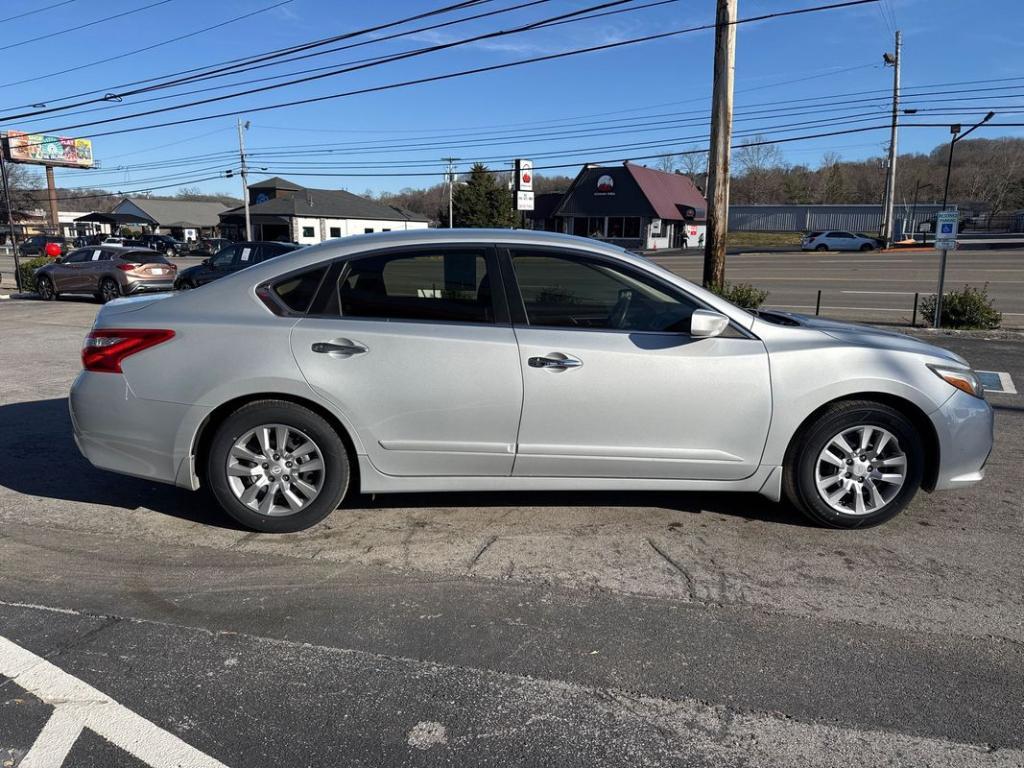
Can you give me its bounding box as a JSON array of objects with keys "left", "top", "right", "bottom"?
[
  {"left": 289, "top": 245, "right": 523, "bottom": 477},
  {"left": 53, "top": 248, "right": 96, "bottom": 291},
  {"left": 199, "top": 245, "right": 240, "bottom": 284},
  {"left": 506, "top": 247, "right": 772, "bottom": 480},
  {"left": 829, "top": 231, "right": 856, "bottom": 250},
  {"left": 81, "top": 248, "right": 114, "bottom": 292}
]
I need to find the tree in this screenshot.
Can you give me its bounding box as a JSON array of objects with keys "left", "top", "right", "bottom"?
[
  {"left": 732, "top": 135, "right": 786, "bottom": 203},
  {"left": 445, "top": 163, "right": 514, "bottom": 228}
]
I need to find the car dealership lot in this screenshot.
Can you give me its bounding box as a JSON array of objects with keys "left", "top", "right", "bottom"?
[{"left": 1, "top": 298, "right": 1022, "bottom": 766}]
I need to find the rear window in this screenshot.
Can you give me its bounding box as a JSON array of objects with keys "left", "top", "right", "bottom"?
[
  {"left": 272, "top": 268, "right": 326, "bottom": 313},
  {"left": 807, "top": 232, "right": 822, "bottom": 238},
  {"left": 119, "top": 250, "right": 171, "bottom": 264}
]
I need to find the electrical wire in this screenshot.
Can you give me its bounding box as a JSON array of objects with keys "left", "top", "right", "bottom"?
[
  {"left": 0, "top": 0, "right": 77, "bottom": 24},
  {"left": 0, "top": 0, "right": 176, "bottom": 53}
]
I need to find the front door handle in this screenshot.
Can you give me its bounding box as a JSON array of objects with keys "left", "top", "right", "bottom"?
[
  {"left": 312, "top": 339, "right": 368, "bottom": 357},
  {"left": 528, "top": 354, "right": 582, "bottom": 370}
]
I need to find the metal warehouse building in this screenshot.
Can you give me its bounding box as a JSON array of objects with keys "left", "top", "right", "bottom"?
[{"left": 727, "top": 203, "right": 967, "bottom": 236}]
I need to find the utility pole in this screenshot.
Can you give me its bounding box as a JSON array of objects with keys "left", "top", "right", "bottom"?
[
  {"left": 237, "top": 118, "right": 252, "bottom": 241},
  {"left": 702, "top": 0, "right": 737, "bottom": 291},
  {"left": 45, "top": 166, "right": 60, "bottom": 236},
  {"left": 879, "top": 30, "right": 901, "bottom": 246},
  {"left": 0, "top": 137, "right": 23, "bottom": 291},
  {"left": 442, "top": 157, "right": 458, "bottom": 228}
]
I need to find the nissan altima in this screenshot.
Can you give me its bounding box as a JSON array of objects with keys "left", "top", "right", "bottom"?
[{"left": 69, "top": 230, "right": 992, "bottom": 532}]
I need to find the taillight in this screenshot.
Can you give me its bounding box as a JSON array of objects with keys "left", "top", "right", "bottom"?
[
  {"left": 82, "top": 329, "right": 175, "bottom": 373},
  {"left": 116, "top": 262, "right": 139, "bottom": 271}
]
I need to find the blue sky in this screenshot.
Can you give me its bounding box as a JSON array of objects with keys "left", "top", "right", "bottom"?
[{"left": 2, "top": 0, "right": 1021, "bottom": 197}]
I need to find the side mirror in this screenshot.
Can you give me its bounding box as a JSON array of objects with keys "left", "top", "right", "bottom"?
[
  {"left": 690, "top": 309, "right": 730, "bottom": 338},
  {"left": 202, "top": 258, "right": 211, "bottom": 266}
]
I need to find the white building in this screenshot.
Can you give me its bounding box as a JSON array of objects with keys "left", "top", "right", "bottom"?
[{"left": 219, "top": 177, "right": 429, "bottom": 244}]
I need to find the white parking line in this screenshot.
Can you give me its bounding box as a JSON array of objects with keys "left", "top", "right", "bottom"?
[{"left": 0, "top": 634, "right": 228, "bottom": 768}]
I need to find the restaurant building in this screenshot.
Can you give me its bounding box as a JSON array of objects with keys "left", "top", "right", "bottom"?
[{"left": 550, "top": 162, "right": 707, "bottom": 250}]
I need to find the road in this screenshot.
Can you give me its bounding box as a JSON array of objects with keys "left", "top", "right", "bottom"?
[
  {"left": 0, "top": 298, "right": 1022, "bottom": 766},
  {"left": 649, "top": 247, "right": 1024, "bottom": 326},
  {"left": 4, "top": 247, "right": 1023, "bottom": 327}
]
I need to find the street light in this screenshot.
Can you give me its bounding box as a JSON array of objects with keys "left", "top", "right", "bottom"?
[{"left": 934, "top": 111, "right": 996, "bottom": 327}]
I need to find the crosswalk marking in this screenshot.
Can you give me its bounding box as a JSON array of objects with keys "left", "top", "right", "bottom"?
[{"left": 0, "top": 635, "right": 228, "bottom": 768}]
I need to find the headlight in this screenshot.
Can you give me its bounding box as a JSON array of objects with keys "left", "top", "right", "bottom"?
[{"left": 928, "top": 364, "right": 984, "bottom": 399}]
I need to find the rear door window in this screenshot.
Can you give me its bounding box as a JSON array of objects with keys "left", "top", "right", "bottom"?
[{"left": 315, "top": 248, "right": 497, "bottom": 324}]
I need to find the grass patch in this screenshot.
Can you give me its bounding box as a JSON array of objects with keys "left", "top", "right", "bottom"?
[{"left": 726, "top": 231, "right": 803, "bottom": 249}]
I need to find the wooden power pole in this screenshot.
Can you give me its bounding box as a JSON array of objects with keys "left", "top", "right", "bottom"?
[
  {"left": 702, "top": 0, "right": 737, "bottom": 291},
  {"left": 879, "top": 30, "right": 901, "bottom": 244}
]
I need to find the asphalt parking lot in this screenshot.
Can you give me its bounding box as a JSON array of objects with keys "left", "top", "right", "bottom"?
[{"left": 1, "top": 297, "right": 1022, "bottom": 766}]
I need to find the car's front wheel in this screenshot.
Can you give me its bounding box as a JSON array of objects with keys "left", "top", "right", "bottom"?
[
  {"left": 206, "top": 400, "right": 350, "bottom": 532},
  {"left": 36, "top": 275, "right": 57, "bottom": 301},
  {"left": 783, "top": 400, "right": 923, "bottom": 528}
]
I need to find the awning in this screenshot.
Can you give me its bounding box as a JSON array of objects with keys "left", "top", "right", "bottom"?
[{"left": 74, "top": 212, "right": 153, "bottom": 225}]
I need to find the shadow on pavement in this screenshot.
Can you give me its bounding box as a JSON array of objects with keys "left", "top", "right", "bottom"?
[{"left": 0, "top": 397, "right": 809, "bottom": 530}]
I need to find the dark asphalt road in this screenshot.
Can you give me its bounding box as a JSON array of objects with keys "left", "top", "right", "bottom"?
[{"left": 1, "top": 301, "right": 1022, "bottom": 767}]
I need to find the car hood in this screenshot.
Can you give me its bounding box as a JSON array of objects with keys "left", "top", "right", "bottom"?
[{"left": 754, "top": 310, "right": 969, "bottom": 366}]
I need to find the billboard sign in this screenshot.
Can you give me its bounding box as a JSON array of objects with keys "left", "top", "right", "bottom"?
[
  {"left": 4, "top": 130, "right": 94, "bottom": 168},
  {"left": 515, "top": 159, "right": 533, "bottom": 192}
]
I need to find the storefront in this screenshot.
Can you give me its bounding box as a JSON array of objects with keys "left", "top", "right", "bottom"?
[{"left": 553, "top": 162, "right": 706, "bottom": 250}]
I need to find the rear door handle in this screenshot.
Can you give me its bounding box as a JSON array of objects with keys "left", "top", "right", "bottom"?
[
  {"left": 528, "top": 354, "right": 582, "bottom": 370},
  {"left": 312, "top": 339, "right": 367, "bottom": 357}
]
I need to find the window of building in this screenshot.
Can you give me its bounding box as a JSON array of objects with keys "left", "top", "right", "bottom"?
[
  {"left": 328, "top": 249, "right": 494, "bottom": 324},
  {"left": 623, "top": 217, "right": 641, "bottom": 238},
  {"left": 302, "top": 227, "right": 315, "bottom": 238},
  {"left": 607, "top": 217, "right": 624, "bottom": 238},
  {"left": 587, "top": 217, "right": 605, "bottom": 237},
  {"left": 329, "top": 227, "right": 341, "bottom": 238},
  {"left": 572, "top": 217, "right": 589, "bottom": 237},
  {"left": 511, "top": 249, "right": 699, "bottom": 333},
  {"left": 364, "top": 227, "right": 374, "bottom": 234},
  {"left": 382, "top": 228, "right": 391, "bottom": 232}
]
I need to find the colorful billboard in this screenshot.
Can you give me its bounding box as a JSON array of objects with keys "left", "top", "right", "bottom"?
[{"left": 4, "top": 130, "right": 94, "bottom": 168}]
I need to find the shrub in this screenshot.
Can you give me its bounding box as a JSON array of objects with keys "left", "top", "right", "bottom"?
[
  {"left": 710, "top": 281, "right": 769, "bottom": 310},
  {"left": 17, "top": 257, "right": 50, "bottom": 293},
  {"left": 920, "top": 284, "right": 1001, "bottom": 329}
]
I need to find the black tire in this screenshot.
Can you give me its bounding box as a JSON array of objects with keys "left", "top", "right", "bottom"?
[
  {"left": 815, "top": 243, "right": 829, "bottom": 252},
  {"left": 206, "top": 400, "right": 350, "bottom": 533},
  {"left": 783, "top": 400, "right": 923, "bottom": 529},
  {"left": 98, "top": 277, "right": 121, "bottom": 303},
  {"left": 177, "top": 279, "right": 195, "bottom": 290},
  {"left": 36, "top": 275, "right": 57, "bottom": 301},
  {"left": 859, "top": 243, "right": 875, "bottom": 252}
]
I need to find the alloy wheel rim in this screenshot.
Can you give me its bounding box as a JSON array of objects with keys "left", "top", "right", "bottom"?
[
  {"left": 226, "top": 423, "right": 326, "bottom": 517},
  {"left": 39, "top": 279, "right": 52, "bottom": 298},
  {"left": 102, "top": 281, "right": 118, "bottom": 300},
  {"left": 814, "top": 425, "right": 907, "bottom": 515}
]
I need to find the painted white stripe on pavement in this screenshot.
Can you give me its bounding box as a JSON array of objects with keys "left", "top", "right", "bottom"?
[
  {"left": 21, "top": 706, "right": 85, "bottom": 768},
  {"left": 0, "top": 634, "right": 229, "bottom": 768}
]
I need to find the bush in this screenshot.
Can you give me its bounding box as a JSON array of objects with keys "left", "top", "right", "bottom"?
[
  {"left": 710, "top": 281, "right": 769, "bottom": 310},
  {"left": 920, "top": 284, "right": 1001, "bottom": 329},
  {"left": 17, "top": 257, "right": 50, "bottom": 293}
]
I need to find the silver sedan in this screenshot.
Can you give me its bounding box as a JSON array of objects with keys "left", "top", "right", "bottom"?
[{"left": 69, "top": 230, "right": 993, "bottom": 532}]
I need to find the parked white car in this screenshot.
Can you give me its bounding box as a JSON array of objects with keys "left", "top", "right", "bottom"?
[{"left": 802, "top": 231, "right": 881, "bottom": 252}]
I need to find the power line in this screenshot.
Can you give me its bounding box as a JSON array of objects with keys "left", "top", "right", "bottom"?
[
  {"left": 31, "top": 0, "right": 884, "bottom": 141},
  {"left": 0, "top": 0, "right": 295, "bottom": 89},
  {"left": 0, "top": 0, "right": 176, "bottom": 52},
  {"left": 0, "top": 0, "right": 77, "bottom": 24}
]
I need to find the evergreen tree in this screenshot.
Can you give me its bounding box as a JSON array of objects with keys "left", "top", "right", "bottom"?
[{"left": 445, "top": 163, "right": 515, "bottom": 228}]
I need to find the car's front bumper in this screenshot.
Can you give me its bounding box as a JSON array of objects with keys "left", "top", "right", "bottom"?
[
  {"left": 929, "top": 388, "right": 994, "bottom": 490},
  {"left": 70, "top": 371, "right": 210, "bottom": 487}
]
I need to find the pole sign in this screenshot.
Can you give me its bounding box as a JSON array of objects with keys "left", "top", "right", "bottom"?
[
  {"left": 515, "top": 159, "right": 532, "bottom": 191},
  {"left": 516, "top": 190, "right": 534, "bottom": 211},
  {"left": 4, "top": 130, "right": 94, "bottom": 168},
  {"left": 934, "top": 210, "right": 958, "bottom": 251}
]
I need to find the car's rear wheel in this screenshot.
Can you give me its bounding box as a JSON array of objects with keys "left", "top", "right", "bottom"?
[
  {"left": 98, "top": 278, "right": 121, "bottom": 303},
  {"left": 815, "top": 243, "right": 829, "bottom": 252},
  {"left": 207, "top": 400, "right": 350, "bottom": 532},
  {"left": 36, "top": 276, "right": 57, "bottom": 301},
  {"left": 859, "top": 243, "right": 875, "bottom": 251},
  {"left": 783, "top": 400, "right": 923, "bottom": 528}
]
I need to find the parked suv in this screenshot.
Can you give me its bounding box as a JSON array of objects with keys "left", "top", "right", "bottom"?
[
  {"left": 18, "top": 235, "right": 66, "bottom": 258},
  {"left": 801, "top": 231, "right": 881, "bottom": 252},
  {"left": 139, "top": 233, "right": 184, "bottom": 257},
  {"left": 34, "top": 246, "right": 177, "bottom": 303},
  {"left": 175, "top": 241, "right": 300, "bottom": 289}
]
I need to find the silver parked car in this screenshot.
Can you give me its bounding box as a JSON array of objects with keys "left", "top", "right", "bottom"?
[
  {"left": 802, "top": 231, "right": 881, "bottom": 252},
  {"left": 70, "top": 230, "right": 992, "bottom": 533}
]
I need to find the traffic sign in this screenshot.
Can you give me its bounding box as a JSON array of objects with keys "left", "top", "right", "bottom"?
[
  {"left": 934, "top": 210, "right": 958, "bottom": 251},
  {"left": 516, "top": 190, "right": 534, "bottom": 211}
]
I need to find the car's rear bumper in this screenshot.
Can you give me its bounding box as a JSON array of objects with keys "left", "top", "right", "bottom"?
[
  {"left": 125, "top": 279, "right": 175, "bottom": 294},
  {"left": 929, "top": 388, "right": 994, "bottom": 490},
  {"left": 69, "top": 371, "right": 210, "bottom": 488}
]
